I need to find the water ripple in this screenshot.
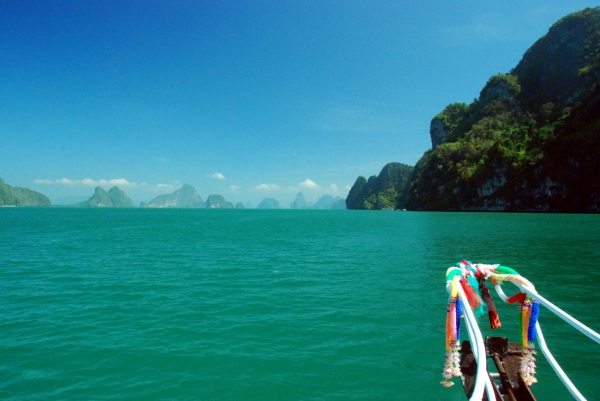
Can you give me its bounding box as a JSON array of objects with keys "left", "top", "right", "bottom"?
[{"left": 1, "top": 209, "right": 599, "bottom": 400}]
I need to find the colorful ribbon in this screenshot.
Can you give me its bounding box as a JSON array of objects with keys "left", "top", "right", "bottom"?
[{"left": 441, "top": 262, "right": 539, "bottom": 388}]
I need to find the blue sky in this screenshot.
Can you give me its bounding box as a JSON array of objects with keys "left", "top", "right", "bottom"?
[{"left": 1, "top": 1, "right": 597, "bottom": 206}]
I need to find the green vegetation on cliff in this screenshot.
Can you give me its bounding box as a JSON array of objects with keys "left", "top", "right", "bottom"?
[
  {"left": 346, "top": 162, "right": 414, "bottom": 210},
  {"left": 347, "top": 8, "right": 600, "bottom": 212},
  {"left": 0, "top": 177, "right": 51, "bottom": 206},
  {"left": 407, "top": 7, "right": 600, "bottom": 212}
]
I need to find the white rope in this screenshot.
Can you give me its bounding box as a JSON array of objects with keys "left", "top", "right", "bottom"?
[
  {"left": 493, "top": 283, "right": 509, "bottom": 302},
  {"left": 535, "top": 322, "right": 586, "bottom": 401},
  {"left": 457, "top": 285, "right": 497, "bottom": 401},
  {"left": 462, "top": 311, "right": 493, "bottom": 399}
]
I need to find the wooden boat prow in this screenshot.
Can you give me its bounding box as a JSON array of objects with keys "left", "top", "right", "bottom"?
[{"left": 460, "top": 337, "right": 536, "bottom": 401}]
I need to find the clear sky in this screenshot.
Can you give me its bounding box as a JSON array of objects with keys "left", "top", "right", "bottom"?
[{"left": 1, "top": 1, "right": 597, "bottom": 206}]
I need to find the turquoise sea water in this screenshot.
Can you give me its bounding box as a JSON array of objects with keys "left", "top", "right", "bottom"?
[{"left": 2, "top": 208, "right": 600, "bottom": 400}]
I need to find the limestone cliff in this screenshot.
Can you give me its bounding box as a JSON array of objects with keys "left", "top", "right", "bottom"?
[{"left": 407, "top": 7, "right": 600, "bottom": 212}]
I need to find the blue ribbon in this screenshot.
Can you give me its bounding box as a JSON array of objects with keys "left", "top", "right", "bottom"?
[{"left": 528, "top": 300, "right": 539, "bottom": 343}]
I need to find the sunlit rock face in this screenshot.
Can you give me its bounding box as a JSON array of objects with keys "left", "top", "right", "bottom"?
[{"left": 430, "top": 117, "right": 448, "bottom": 150}]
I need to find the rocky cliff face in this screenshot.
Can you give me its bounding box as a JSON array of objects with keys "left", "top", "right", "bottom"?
[
  {"left": 430, "top": 117, "right": 448, "bottom": 150},
  {"left": 513, "top": 8, "right": 600, "bottom": 109},
  {"left": 407, "top": 7, "right": 600, "bottom": 212}
]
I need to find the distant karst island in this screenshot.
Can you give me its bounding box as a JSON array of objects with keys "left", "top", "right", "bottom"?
[
  {"left": 140, "top": 184, "right": 206, "bottom": 208},
  {"left": 56, "top": 184, "right": 346, "bottom": 210},
  {"left": 0, "top": 177, "right": 51, "bottom": 206},
  {"left": 257, "top": 198, "right": 281, "bottom": 209},
  {"left": 290, "top": 192, "right": 345, "bottom": 210},
  {"left": 78, "top": 186, "right": 134, "bottom": 207},
  {"left": 348, "top": 7, "right": 600, "bottom": 213}
]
